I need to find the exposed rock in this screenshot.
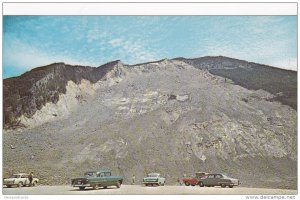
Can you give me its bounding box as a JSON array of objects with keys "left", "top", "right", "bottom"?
[
  {"left": 3, "top": 56, "right": 297, "bottom": 189},
  {"left": 176, "top": 95, "right": 189, "bottom": 102}
]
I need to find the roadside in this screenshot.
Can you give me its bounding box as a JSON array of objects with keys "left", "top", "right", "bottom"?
[{"left": 2, "top": 185, "right": 297, "bottom": 195}]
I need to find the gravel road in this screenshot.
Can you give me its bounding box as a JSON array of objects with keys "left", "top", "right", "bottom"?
[{"left": 2, "top": 185, "right": 297, "bottom": 195}]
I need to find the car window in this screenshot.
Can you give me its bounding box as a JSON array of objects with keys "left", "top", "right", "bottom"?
[
  {"left": 85, "top": 172, "right": 96, "bottom": 177},
  {"left": 148, "top": 174, "right": 159, "bottom": 177},
  {"left": 222, "top": 175, "right": 231, "bottom": 179},
  {"left": 11, "top": 175, "right": 20, "bottom": 178},
  {"left": 208, "top": 175, "right": 214, "bottom": 178},
  {"left": 105, "top": 172, "right": 111, "bottom": 176},
  {"left": 215, "top": 175, "right": 222, "bottom": 178}
]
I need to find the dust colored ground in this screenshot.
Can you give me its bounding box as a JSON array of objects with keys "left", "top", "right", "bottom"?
[{"left": 2, "top": 185, "right": 297, "bottom": 195}]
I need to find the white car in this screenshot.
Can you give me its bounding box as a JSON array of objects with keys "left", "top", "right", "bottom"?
[
  {"left": 142, "top": 173, "right": 166, "bottom": 186},
  {"left": 3, "top": 173, "right": 39, "bottom": 188}
]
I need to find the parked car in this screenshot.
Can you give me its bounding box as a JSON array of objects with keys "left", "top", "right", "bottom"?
[
  {"left": 3, "top": 173, "right": 39, "bottom": 188},
  {"left": 182, "top": 172, "right": 209, "bottom": 186},
  {"left": 198, "top": 173, "right": 240, "bottom": 188},
  {"left": 143, "top": 173, "right": 166, "bottom": 186},
  {"left": 71, "top": 170, "right": 123, "bottom": 190}
]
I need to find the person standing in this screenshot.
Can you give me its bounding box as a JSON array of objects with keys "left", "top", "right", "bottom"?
[
  {"left": 177, "top": 178, "right": 182, "bottom": 186},
  {"left": 132, "top": 174, "right": 135, "bottom": 185},
  {"left": 28, "top": 172, "right": 33, "bottom": 186}
]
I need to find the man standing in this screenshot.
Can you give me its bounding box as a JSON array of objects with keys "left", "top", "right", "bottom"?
[
  {"left": 132, "top": 174, "right": 135, "bottom": 185},
  {"left": 177, "top": 178, "right": 182, "bottom": 186},
  {"left": 28, "top": 172, "right": 33, "bottom": 186}
]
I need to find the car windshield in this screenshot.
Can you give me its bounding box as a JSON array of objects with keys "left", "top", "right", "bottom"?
[
  {"left": 222, "top": 174, "right": 232, "bottom": 179},
  {"left": 11, "top": 175, "right": 20, "bottom": 178},
  {"left": 148, "top": 174, "right": 159, "bottom": 177}
]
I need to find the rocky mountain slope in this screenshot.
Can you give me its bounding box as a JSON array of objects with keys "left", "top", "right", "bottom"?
[
  {"left": 3, "top": 56, "right": 297, "bottom": 189},
  {"left": 3, "top": 60, "right": 122, "bottom": 129}
]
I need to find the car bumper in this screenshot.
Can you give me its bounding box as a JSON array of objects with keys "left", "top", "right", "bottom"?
[
  {"left": 143, "top": 181, "right": 159, "bottom": 184},
  {"left": 4, "top": 184, "right": 18, "bottom": 186},
  {"left": 228, "top": 182, "right": 239, "bottom": 186},
  {"left": 72, "top": 184, "right": 91, "bottom": 187},
  {"left": 218, "top": 182, "right": 239, "bottom": 186}
]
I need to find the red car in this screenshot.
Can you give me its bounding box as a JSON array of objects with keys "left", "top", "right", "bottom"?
[{"left": 182, "top": 172, "right": 209, "bottom": 186}]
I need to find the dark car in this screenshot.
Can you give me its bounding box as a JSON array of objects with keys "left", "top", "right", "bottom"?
[
  {"left": 71, "top": 170, "right": 123, "bottom": 190},
  {"left": 199, "top": 173, "right": 240, "bottom": 188}
]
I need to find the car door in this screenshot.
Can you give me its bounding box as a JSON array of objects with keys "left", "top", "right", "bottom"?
[
  {"left": 161, "top": 175, "right": 166, "bottom": 184},
  {"left": 214, "top": 174, "right": 223, "bottom": 186},
  {"left": 158, "top": 175, "right": 164, "bottom": 184},
  {"left": 98, "top": 172, "right": 107, "bottom": 185},
  {"left": 204, "top": 174, "right": 215, "bottom": 186},
  {"left": 21, "top": 175, "right": 28, "bottom": 185},
  {"left": 104, "top": 172, "right": 112, "bottom": 185}
]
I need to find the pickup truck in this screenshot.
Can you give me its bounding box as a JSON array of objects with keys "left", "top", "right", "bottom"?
[
  {"left": 182, "top": 172, "right": 209, "bottom": 186},
  {"left": 71, "top": 170, "right": 123, "bottom": 190}
]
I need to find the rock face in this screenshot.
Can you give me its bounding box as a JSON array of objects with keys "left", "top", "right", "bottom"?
[
  {"left": 174, "top": 56, "right": 297, "bottom": 109},
  {"left": 3, "top": 56, "right": 297, "bottom": 189},
  {"left": 3, "top": 60, "right": 122, "bottom": 129}
]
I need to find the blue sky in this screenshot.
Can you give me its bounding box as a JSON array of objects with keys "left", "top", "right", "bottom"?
[{"left": 3, "top": 16, "right": 297, "bottom": 78}]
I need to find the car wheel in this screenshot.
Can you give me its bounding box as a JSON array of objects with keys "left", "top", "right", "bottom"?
[
  {"left": 221, "top": 184, "right": 226, "bottom": 188},
  {"left": 145, "top": 184, "right": 149, "bottom": 186},
  {"left": 32, "top": 181, "right": 37, "bottom": 187},
  {"left": 93, "top": 184, "right": 99, "bottom": 190},
  {"left": 184, "top": 182, "right": 190, "bottom": 186},
  {"left": 229, "top": 185, "right": 234, "bottom": 188},
  {"left": 116, "top": 181, "right": 121, "bottom": 188},
  {"left": 161, "top": 182, "right": 165, "bottom": 186},
  {"left": 18, "top": 182, "right": 23, "bottom": 187},
  {"left": 79, "top": 186, "right": 85, "bottom": 190},
  {"left": 103, "top": 186, "right": 108, "bottom": 189},
  {"left": 7, "top": 185, "right": 12, "bottom": 188},
  {"left": 199, "top": 182, "right": 204, "bottom": 187}
]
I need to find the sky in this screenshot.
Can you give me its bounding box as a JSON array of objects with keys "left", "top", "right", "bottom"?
[{"left": 3, "top": 16, "right": 297, "bottom": 78}]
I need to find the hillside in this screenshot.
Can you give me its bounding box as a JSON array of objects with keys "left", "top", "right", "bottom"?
[
  {"left": 173, "top": 56, "right": 297, "bottom": 109},
  {"left": 3, "top": 56, "right": 297, "bottom": 189},
  {"left": 3, "top": 60, "right": 122, "bottom": 129}
]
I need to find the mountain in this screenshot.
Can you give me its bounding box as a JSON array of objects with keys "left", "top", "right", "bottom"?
[
  {"left": 173, "top": 56, "right": 297, "bottom": 109},
  {"left": 3, "top": 60, "right": 123, "bottom": 129},
  {"left": 3, "top": 56, "right": 297, "bottom": 189}
]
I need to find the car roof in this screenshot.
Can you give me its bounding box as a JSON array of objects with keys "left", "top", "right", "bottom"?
[
  {"left": 97, "top": 170, "right": 111, "bottom": 173},
  {"left": 196, "top": 172, "right": 209, "bottom": 174},
  {"left": 148, "top": 173, "right": 160, "bottom": 175},
  {"left": 13, "top": 173, "right": 28, "bottom": 175}
]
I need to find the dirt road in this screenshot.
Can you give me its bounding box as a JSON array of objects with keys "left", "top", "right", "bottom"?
[{"left": 2, "top": 185, "right": 297, "bottom": 195}]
